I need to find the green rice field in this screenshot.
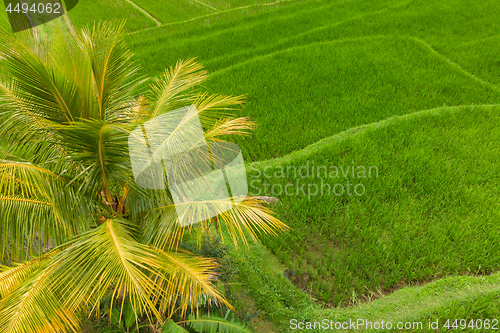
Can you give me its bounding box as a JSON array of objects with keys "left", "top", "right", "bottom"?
[{"left": 1, "top": 0, "right": 500, "bottom": 331}]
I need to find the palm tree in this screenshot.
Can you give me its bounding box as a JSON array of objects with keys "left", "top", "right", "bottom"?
[{"left": 0, "top": 20, "right": 287, "bottom": 332}]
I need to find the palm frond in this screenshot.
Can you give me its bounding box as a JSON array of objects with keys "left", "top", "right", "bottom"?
[
  {"left": 50, "top": 219, "right": 165, "bottom": 324},
  {"left": 145, "top": 196, "right": 288, "bottom": 250},
  {"left": 0, "top": 257, "right": 80, "bottom": 333},
  {"left": 0, "top": 196, "right": 53, "bottom": 260},
  {"left": 0, "top": 251, "right": 56, "bottom": 298},
  {"left": 50, "top": 120, "right": 133, "bottom": 201},
  {"left": 152, "top": 248, "right": 228, "bottom": 318},
  {"left": 149, "top": 58, "right": 207, "bottom": 119},
  {"left": 81, "top": 21, "right": 146, "bottom": 121},
  {"left": 194, "top": 93, "right": 245, "bottom": 129},
  {"left": 0, "top": 78, "right": 49, "bottom": 134},
  {"left": 0, "top": 25, "right": 78, "bottom": 123},
  {"left": 0, "top": 19, "right": 289, "bottom": 332},
  {"left": 184, "top": 314, "right": 253, "bottom": 333},
  {"left": 204, "top": 117, "right": 257, "bottom": 142},
  {"left": 0, "top": 160, "right": 90, "bottom": 260},
  {"left": 161, "top": 320, "right": 188, "bottom": 333}
]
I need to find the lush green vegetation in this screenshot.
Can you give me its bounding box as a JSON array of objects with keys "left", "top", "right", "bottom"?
[
  {"left": 207, "top": 38, "right": 500, "bottom": 160},
  {"left": 0, "top": 0, "right": 283, "bottom": 33},
  {"left": 125, "top": 0, "right": 500, "bottom": 86},
  {"left": 0, "top": 0, "right": 155, "bottom": 32},
  {"left": 131, "top": 0, "right": 214, "bottom": 24},
  {"left": 68, "top": 0, "right": 155, "bottom": 31},
  {"left": 1, "top": 0, "right": 500, "bottom": 332},
  {"left": 229, "top": 240, "right": 500, "bottom": 332},
  {"left": 248, "top": 104, "right": 500, "bottom": 307},
  {"left": 123, "top": 0, "right": 500, "bottom": 161},
  {"left": 122, "top": 6, "right": 500, "bottom": 325},
  {"left": 0, "top": 21, "right": 286, "bottom": 333}
]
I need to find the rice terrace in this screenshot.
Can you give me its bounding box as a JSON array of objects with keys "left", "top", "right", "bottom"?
[{"left": 0, "top": 0, "right": 499, "bottom": 332}]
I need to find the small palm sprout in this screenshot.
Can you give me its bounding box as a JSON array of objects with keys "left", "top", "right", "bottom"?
[{"left": 0, "top": 20, "right": 287, "bottom": 333}]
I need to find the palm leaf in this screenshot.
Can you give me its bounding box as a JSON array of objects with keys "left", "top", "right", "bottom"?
[
  {"left": 146, "top": 196, "right": 288, "bottom": 250},
  {"left": 0, "top": 26, "right": 78, "bottom": 123},
  {"left": 204, "top": 117, "right": 257, "bottom": 142},
  {"left": 0, "top": 78, "right": 50, "bottom": 134},
  {"left": 151, "top": 248, "right": 228, "bottom": 317},
  {"left": 0, "top": 19, "right": 289, "bottom": 331},
  {"left": 0, "top": 257, "right": 80, "bottom": 333},
  {"left": 149, "top": 58, "right": 207, "bottom": 119},
  {"left": 194, "top": 92, "right": 245, "bottom": 130},
  {"left": 49, "top": 218, "right": 165, "bottom": 324},
  {"left": 0, "top": 251, "right": 56, "bottom": 298},
  {"left": 50, "top": 120, "right": 133, "bottom": 201},
  {"left": 80, "top": 20, "right": 145, "bottom": 121},
  {"left": 162, "top": 319, "right": 188, "bottom": 333},
  {"left": 185, "top": 314, "right": 253, "bottom": 333},
  {"left": 0, "top": 160, "right": 90, "bottom": 260}
]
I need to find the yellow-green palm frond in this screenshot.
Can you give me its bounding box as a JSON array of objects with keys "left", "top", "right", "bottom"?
[
  {"left": 80, "top": 20, "right": 146, "bottom": 121},
  {"left": 49, "top": 120, "right": 135, "bottom": 201},
  {"left": 0, "top": 20, "right": 145, "bottom": 125},
  {"left": 0, "top": 18, "right": 290, "bottom": 331},
  {"left": 0, "top": 25, "right": 78, "bottom": 124},
  {"left": 151, "top": 248, "right": 228, "bottom": 318},
  {"left": 204, "top": 117, "right": 257, "bottom": 142},
  {"left": 208, "top": 196, "right": 288, "bottom": 248},
  {"left": 194, "top": 92, "right": 245, "bottom": 129},
  {"left": 0, "top": 255, "right": 80, "bottom": 333},
  {"left": 0, "top": 78, "right": 51, "bottom": 138},
  {"left": 0, "top": 160, "right": 90, "bottom": 261},
  {"left": 149, "top": 58, "right": 207, "bottom": 119},
  {"left": 50, "top": 218, "right": 165, "bottom": 324},
  {"left": 145, "top": 196, "right": 288, "bottom": 250},
  {"left": 0, "top": 251, "right": 57, "bottom": 298}
]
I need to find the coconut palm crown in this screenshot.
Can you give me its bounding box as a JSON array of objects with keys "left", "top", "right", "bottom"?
[{"left": 0, "top": 20, "right": 287, "bottom": 333}]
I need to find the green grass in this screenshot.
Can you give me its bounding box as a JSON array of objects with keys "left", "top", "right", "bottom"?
[
  {"left": 2, "top": 0, "right": 500, "bottom": 331},
  {"left": 228, "top": 104, "right": 500, "bottom": 332},
  {"left": 125, "top": 0, "right": 500, "bottom": 84},
  {"left": 206, "top": 36, "right": 500, "bottom": 161},
  {"left": 207, "top": 0, "right": 276, "bottom": 10},
  {"left": 125, "top": 0, "right": 402, "bottom": 73},
  {"left": 0, "top": 0, "right": 156, "bottom": 32},
  {"left": 123, "top": 0, "right": 500, "bottom": 162},
  {"left": 247, "top": 104, "right": 500, "bottom": 307},
  {"left": 1, "top": 0, "right": 275, "bottom": 32},
  {"left": 60, "top": 0, "right": 156, "bottom": 32},
  {"left": 230, "top": 239, "right": 500, "bottom": 332},
  {"left": 70, "top": 0, "right": 292, "bottom": 32},
  {"left": 131, "top": 0, "right": 215, "bottom": 24},
  {"left": 414, "top": 290, "right": 500, "bottom": 333},
  {"left": 321, "top": 271, "right": 500, "bottom": 333}
]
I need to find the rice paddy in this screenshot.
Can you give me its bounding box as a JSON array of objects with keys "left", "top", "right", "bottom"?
[
  {"left": 249, "top": 104, "right": 500, "bottom": 307},
  {"left": 1, "top": 0, "right": 500, "bottom": 331}
]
